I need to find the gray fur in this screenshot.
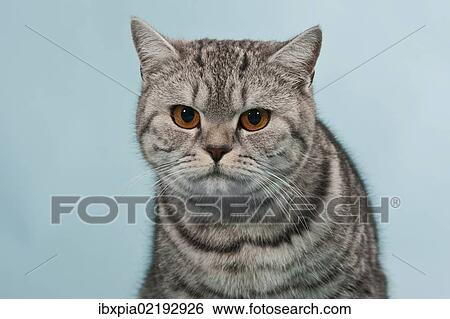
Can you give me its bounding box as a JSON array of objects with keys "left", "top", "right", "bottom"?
[{"left": 131, "top": 17, "right": 387, "bottom": 298}]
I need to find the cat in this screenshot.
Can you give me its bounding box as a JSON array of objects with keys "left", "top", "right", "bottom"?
[{"left": 131, "top": 17, "right": 387, "bottom": 298}]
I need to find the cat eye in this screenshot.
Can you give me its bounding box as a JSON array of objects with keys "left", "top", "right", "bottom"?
[
  {"left": 239, "top": 109, "right": 270, "bottom": 131},
  {"left": 171, "top": 105, "right": 200, "bottom": 129}
]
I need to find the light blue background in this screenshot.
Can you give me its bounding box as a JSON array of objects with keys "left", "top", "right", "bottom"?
[{"left": 1, "top": 0, "right": 449, "bottom": 298}]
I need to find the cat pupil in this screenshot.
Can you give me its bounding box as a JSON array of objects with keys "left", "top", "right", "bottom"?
[
  {"left": 247, "top": 110, "right": 261, "bottom": 125},
  {"left": 181, "top": 107, "right": 195, "bottom": 122}
]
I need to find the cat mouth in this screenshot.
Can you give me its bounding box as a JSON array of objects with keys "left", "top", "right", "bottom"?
[
  {"left": 188, "top": 164, "right": 244, "bottom": 183},
  {"left": 205, "top": 164, "right": 237, "bottom": 181},
  {"left": 209, "top": 165, "right": 227, "bottom": 177}
]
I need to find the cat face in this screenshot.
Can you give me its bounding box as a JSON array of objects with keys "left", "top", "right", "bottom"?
[{"left": 132, "top": 18, "right": 322, "bottom": 196}]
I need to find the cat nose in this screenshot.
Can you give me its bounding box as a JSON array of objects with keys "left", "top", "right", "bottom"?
[{"left": 205, "top": 145, "right": 232, "bottom": 163}]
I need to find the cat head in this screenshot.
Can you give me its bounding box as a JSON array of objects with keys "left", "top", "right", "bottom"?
[{"left": 131, "top": 17, "right": 321, "bottom": 197}]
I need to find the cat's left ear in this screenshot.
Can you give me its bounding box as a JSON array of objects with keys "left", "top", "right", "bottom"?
[
  {"left": 130, "top": 17, "right": 179, "bottom": 79},
  {"left": 268, "top": 26, "right": 322, "bottom": 87}
]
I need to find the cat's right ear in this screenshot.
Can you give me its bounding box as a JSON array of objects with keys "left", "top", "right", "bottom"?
[{"left": 130, "top": 17, "right": 179, "bottom": 79}]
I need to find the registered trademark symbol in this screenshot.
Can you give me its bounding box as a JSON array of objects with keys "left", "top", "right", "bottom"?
[{"left": 390, "top": 197, "right": 401, "bottom": 208}]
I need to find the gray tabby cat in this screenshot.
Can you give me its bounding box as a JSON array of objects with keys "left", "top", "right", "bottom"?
[{"left": 131, "top": 17, "right": 387, "bottom": 298}]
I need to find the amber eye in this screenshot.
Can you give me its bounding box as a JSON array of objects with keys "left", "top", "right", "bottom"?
[
  {"left": 171, "top": 105, "right": 200, "bottom": 129},
  {"left": 239, "top": 109, "right": 270, "bottom": 131}
]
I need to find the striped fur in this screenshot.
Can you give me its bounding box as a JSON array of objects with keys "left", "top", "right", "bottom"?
[{"left": 131, "top": 18, "right": 387, "bottom": 299}]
